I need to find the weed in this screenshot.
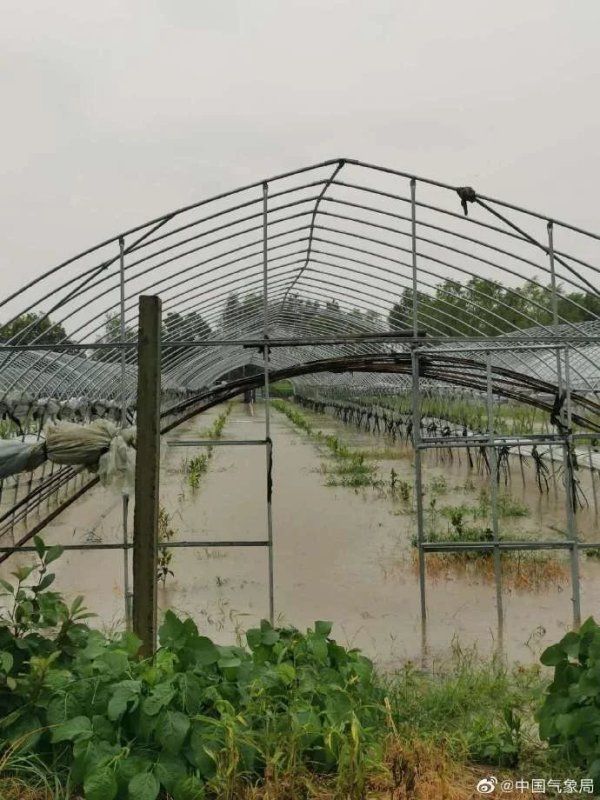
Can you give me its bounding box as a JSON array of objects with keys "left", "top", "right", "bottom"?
[
  {"left": 429, "top": 475, "right": 448, "bottom": 496},
  {"left": 187, "top": 453, "right": 208, "bottom": 489},
  {"left": 157, "top": 505, "right": 177, "bottom": 585},
  {"left": 184, "top": 403, "right": 232, "bottom": 492}
]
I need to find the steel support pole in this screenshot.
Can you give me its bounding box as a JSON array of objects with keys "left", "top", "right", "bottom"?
[
  {"left": 132, "top": 295, "right": 162, "bottom": 656},
  {"left": 548, "top": 224, "right": 581, "bottom": 627},
  {"left": 262, "top": 181, "right": 275, "bottom": 625},
  {"left": 547, "top": 221, "right": 564, "bottom": 402},
  {"left": 118, "top": 237, "right": 131, "bottom": 629},
  {"left": 563, "top": 345, "right": 581, "bottom": 627},
  {"left": 589, "top": 446, "right": 598, "bottom": 519},
  {"left": 410, "top": 178, "right": 427, "bottom": 658},
  {"left": 486, "top": 353, "right": 504, "bottom": 652}
]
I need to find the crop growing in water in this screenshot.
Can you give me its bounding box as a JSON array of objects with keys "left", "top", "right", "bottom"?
[
  {"left": 272, "top": 399, "right": 379, "bottom": 489},
  {"left": 183, "top": 404, "right": 233, "bottom": 491}
]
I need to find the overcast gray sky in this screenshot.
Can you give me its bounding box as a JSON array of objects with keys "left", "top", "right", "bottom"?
[{"left": 1, "top": 0, "right": 599, "bottom": 299}]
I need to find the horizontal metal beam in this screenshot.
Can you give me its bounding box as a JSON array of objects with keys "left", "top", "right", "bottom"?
[
  {"left": 0, "top": 538, "right": 270, "bottom": 555},
  {"left": 417, "top": 436, "right": 571, "bottom": 449},
  {"left": 168, "top": 439, "right": 267, "bottom": 447},
  {"left": 421, "top": 540, "right": 600, "bottom": 553},
  {"left": 2, "top": 334, "right": 600, "bottom": 352}
]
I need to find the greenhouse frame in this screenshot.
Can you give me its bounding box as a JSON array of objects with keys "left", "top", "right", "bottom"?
[{"left": 0, "top": 157, "right": 599, "bottom": 655}]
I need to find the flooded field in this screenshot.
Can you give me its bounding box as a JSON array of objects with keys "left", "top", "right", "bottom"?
[{"left": 3, "top": 400, "right": 600, "bottom": 669}]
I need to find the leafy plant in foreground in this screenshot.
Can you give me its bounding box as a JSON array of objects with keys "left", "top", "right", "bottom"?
[
  {"left": 0, "top": 544, "right": 384, "bottom": 800},
  {"left": 537, "top": 617, "right": 600, "bottom": 781}
]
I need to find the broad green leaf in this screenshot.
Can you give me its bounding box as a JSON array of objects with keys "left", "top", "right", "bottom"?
[
  {"left": 261, "top": 629, "right": 279, "bottom": 646},
  {"left": 44, "top": 544, "right": 64, "bottom": 565},
  {"left": 11, "top": 565, "right": 35, "bottom": 582},
  {"left": 46, "top": 693, "right": 83, "bottom": 725},
  {"left": 188, "top": 635, "right": 219, "bottom": 666},
  {"left": 155, "top": 751, "right": 188, "bottom": 793},
  {"left": 128, "top": 771, "right": 160, "bottom": 800},
  {"left": 173, "top": 774, "right": 206, "bottom": 800},
  {"left": 5, "top": 712, "right": 42, "bottom": 753},
  {"left": 315, "top": 620, "right": 333, "bottom": 637},
  {"left": 325, "top": 689, "right": 353, "bottom": 725},
  {"left": 33, "top": 573, "right": 55, "bottom": 593},
  {"left": 117, "top": 630, "right": 142, "bottom": 657},
  {"left": 246, "top": 628, "right": 262, "bottom": 650},
  {"left": 51, "top": 715, "right": 93, "bottom": 743},
  {"left": 177, "top": 674, "right": 205, "bottom": 715},
  {"left": 307, "top": 635, "right": 328, "bottom": 661},
  {"left": 81, "top": 634, "right": 108, "bottom": 661},
  {"left": 0, "top": 651, "right": 13, "bottom": 673},
  {"left": 92, "top": 715, "right": 114, "bottom": 742},
  {"left": 143, "top": 681, "right": 176, "bottom": 716},
  {"left": 187, "top": 724, "right": 218, "bottom": 777},
  {"left": 116, "top": 754, "right": 153, "bottom": 789},
  {"left": 84, "top": 766, "right": 118, "bottom": 800},
  {"left": 561, "top": 631, "right": 581, "bottom": 660},
  {"left": 275, "top": 663, "right": 296, "bottom": 685},
  {"left": 157, "top": 710, "right": 190, "bottom": 754},
  {"left": 159, "top": 610, "right": 191, "bottom": 650},
  {"left": 107, "top": 680, "right": 141, "bottom": 720},
  {"left": 540, "top": 643, "right": 565, "bottom": 667},
  {"left": 96, "top": 649, "right": 130, "bottom": 678},
  {"left": 33, "top": 535, "right": 46, "bottom": 558},
  {"left": 0, "top": 578, "right": 14, "bottom": 595},
  {"left": 217, "top": 656, "right": 241, "bottom": 670}
]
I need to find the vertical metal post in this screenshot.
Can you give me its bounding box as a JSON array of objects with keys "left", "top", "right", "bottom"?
[
  {"left": 118, "top": 238, "right": 128, "bottom": 426},
  {"left": 118, "top": 237, "right": 131, "bottom": 629},
  {"left": 410, "top": 179, "right": 419, "bottom": 337},
  {"left": 486, "top": 353, "right": 504, "bottom": 652},
  {"left": 548, "top": 224, "right": 580, "bottom": 627},
  {"left": 410, "top": 178, "right": 427, "bottom": 658},
  {"left": 547, "top": 221, "right": 564, "bottom": 397},
  {"left": 563, "top": 345, "right": 581, "bottom": 627},
  {"left": 589, "top": 445, "right": 598, "bottom": 519},
  {"left": 262, "top": 182, "right": 275, "bottom": 625},
  {"left": 132, "top": 295, "right": 162, "bottom": 657}
]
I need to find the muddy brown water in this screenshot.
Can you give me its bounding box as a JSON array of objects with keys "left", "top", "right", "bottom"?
[{"left": 2, "top": 401, "right": 600, "bottom": 669}]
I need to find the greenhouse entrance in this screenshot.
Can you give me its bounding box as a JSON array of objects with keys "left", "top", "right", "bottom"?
[{"left": 0, "top": 158, "right": 599, "bottom": 666}]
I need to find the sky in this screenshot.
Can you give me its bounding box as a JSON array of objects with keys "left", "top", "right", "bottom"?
[{"left": 1, "top": 0, "right": 599, "bottom": 299}]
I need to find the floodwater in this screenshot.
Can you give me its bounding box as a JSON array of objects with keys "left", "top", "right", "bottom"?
[{"left": 3, "top": 401, "right": 600, "bottom": 669}]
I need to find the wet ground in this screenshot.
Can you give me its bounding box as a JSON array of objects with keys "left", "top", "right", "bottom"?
[{"left": 3, "top": 400, "right": 600, "bottom": 669}]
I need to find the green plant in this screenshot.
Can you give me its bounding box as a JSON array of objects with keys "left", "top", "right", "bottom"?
[
  {"left": 475, "top": 489, "right": 529, "bottom": 519},
  {"left": 183, "top": 404, "right": 233, "bottom": 494},
  {"left": 157, "top": 506, "right": 177, "bottom": 585},
  {"left": 187, "top": 453, "right": 208, "bottom": 490},
  {"left": 0, "top": 549, "right": 385, "bottom": 799},
  {"left": 271, "top": 399, "right": 313, "bottom": 435},
  {"left": 429, "top": 475, "right": 448, "bottom": 496},
  {"left": 537, "top": 617, "right": 600, "bottom": 781}
]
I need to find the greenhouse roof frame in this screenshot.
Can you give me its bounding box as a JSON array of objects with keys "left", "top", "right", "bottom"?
[{"left": 0, "top": 157, "right": 598, "bottom": 409}]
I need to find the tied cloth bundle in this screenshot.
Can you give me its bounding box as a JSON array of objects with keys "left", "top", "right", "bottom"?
[{"left": 45, "top": 420, "right": 137, "bottom": 492}]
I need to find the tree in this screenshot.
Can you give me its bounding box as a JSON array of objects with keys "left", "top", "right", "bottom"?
[
  {"left": 163, "top": 311, "right": 211, "bottom": 342},
  {"left": 92, "top": 313, "right": 136, "bottom": 363},
  {"left": 162, "top": 311, "right": 211, "bottom": 364},
  {"left": 387, "top": 278, "right": 600, "bottom": 337},
  {"left": 0, "top": 312, "right": 70, "bottom": 344}
]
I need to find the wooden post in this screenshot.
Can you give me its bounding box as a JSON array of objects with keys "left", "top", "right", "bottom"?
[{"left": 133, "top": 295, "right": 161, "bottom": 657}]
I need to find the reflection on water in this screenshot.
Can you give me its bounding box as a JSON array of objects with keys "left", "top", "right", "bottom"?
[{"left": 2, "top": 401, "right": 599, "bottom": 669}]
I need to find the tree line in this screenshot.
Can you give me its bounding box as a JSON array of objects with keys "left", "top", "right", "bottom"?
[{"left": 388, "top": 277, "right": 600, "bottom": 336}]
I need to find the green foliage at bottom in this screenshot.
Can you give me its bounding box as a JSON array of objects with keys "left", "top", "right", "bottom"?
[
  {"left": 0, "top": 542, "right": 382, "bottom": 799},
  {"left": 538, "top": 617, "right": 600, "bottom": 782}
]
